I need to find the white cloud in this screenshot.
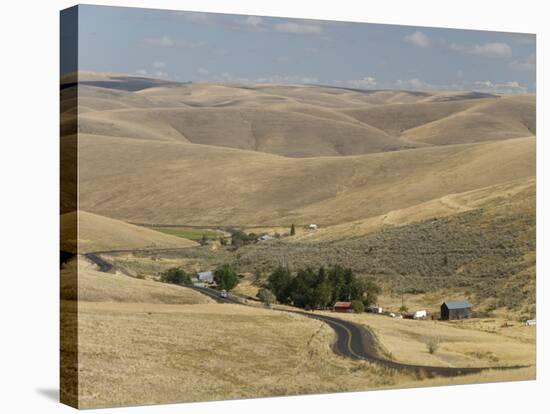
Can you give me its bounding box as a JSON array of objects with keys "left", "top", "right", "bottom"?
[
  {"left": 449, "top": 43, "right": 465, "bottom": 53},
  {"left": 196, "top": 67, "right": 209, "bottom": 75},
  {"left": 152, "top": 61, "right": 167, "bottom": 69},
  {"left": 449, "top": 41, "right": 513, "bottom": 58},
  {"left": 510, "top": 53, "right": 535, "bottom": 71},
  {"left": 135, "top": 69, "right": 149, "bottom": 76},
  {"left": 174, "top": 11, "right": 211, "bottom": 24},
  {"left": 304, "top": 47, "right": 320, "bottom": 54},
  {"left": 347, "top": 77, "right": 377, "bottom": 88},
  {"left": 153, "top": 70, "right": 169, "bottom": 79},
  {"left": 254, "top": 75, "right": 319, "bottom": 84},
  {"left": 276, "top": 56, "right": 290, "bottom": 64},
  {"left": 144, "top": 36, "right": 205, "bottom": 48},
  {"left": 239, "top": 16, "right": 264, "bottom": 28},
  {"left": 395, "top": 78, "right": 435, "bottom": 90},
  {"left": 403, "top": 31, "right": 432, "bottom": 48},
  {"left": 144, "top": 35, "right": 174, "bottom": 47},
  {"left": 470, "top": 42, "right": 512, "bottom": 58},
  {"left": 474, "top": 80, "right": 527, "bottom": 93},
  {"left": 274, "top": 22, "right": 323, "bottom": 35}
]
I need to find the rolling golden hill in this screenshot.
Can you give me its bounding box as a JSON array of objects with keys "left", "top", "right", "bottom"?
[
  {"left": 65, "top": 74, "right": 535, "bottom": 158},
  {"left": 60, "top": 210, "right": 197, "bottom": 253},
  {"left": 63, "top": 73, "right": 535, "bottom": 241},
  {"left": 76, "top": 133, "right": 535, "bottom": 226}
]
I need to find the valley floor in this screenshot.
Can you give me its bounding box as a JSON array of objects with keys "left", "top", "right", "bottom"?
[{"left": 61, "top": 257, "right": 535, "bottom": 408}]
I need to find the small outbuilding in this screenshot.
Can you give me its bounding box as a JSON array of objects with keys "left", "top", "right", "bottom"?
[
  {"left": 308, "top": 224, "right": 318, "bottom": 230},
  {"left": 333, "top": 301, "right": 353, "bottom": 313},
  {"left": 196, "top": 271, "right": 214, "bottom": 283},
  {"left": 440, "top": 300, "right": 472, "bottom": 320}
]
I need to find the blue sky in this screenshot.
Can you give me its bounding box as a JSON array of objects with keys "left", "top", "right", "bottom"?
[{"left": 73, "top": 5, "right": 536, "bottom": 93}]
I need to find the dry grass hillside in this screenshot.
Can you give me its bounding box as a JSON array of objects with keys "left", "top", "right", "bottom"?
[
  {"left": 401, "top": 95, "right": 535, "bottom": 145},
  {"left": 60, "top": 73, "right": 536, "bottom": 407},
  {"left": 294, "top": 177, "right": 535, "bottom": 242},
  {"left": 61, "top": 256, "right": 211, "bottom": 304},
  {"left": 70, "top": 301, "right": 396, "bottom": 408},
  {"left": 60, "top": 210, "right": 197, "bottom": 253},
  {"left": 65, "top": 73, "right": 535, "bottom": 226},
  {"left": 65, "top": 74, "right": 535, "bottom": 158},
  {"left": 77, "top": 106, "right": 409, "bottom": 156},
  {"left": 77, "top": 133, "right": 534, "bottom": 226},
  {"left": 234, "top": 176, "right": 535, "bottom": 313}
]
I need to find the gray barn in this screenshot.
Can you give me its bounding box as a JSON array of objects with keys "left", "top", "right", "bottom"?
[{"left": 440, "top": 300, "right": 472, "bottom": 320}]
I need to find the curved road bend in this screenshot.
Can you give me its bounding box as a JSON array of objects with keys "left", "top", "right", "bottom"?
[
  {"left": 83, "top": 246, "right": 204, "bottom": 274},
  {"left": 191, "top": 287, "right": 527, "bottom": 378},
  {"left": 287, "top": 310, "right": 527, "bottom": 378},
  {"left": 84, "top": 255, "right": 527, "bottom": 378}
]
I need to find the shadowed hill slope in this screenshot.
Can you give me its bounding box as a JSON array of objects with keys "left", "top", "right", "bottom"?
[
  {"left": 401, "top": 95, "right": 535, "bottom": 145},
  {"left": 69, "top": 76, "right": 535, "bottom": 157},
  {"left": 76, "top": 134, "right": 535, "bottom": 226}
]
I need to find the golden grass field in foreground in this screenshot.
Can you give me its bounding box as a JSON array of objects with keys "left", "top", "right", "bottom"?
[
  {"left": 60, "top": 258, "right": 535, "bottom": 407},
  {"left": 316, "top": 311, "right": 535, "bottom": 369},
  {"left": 67, "top": 300, "right": 535, "bottom": 408},
  {"left": 61, "top": 257, "right": 211, "bottom": 304}
]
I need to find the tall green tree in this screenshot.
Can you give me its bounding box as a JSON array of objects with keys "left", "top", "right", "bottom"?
[
  {"left": 214, "top": 264, "right": 239, "bottom": 291},
  {"left": 257, "top": 288, "right": 276, "bottom": 307},
  {"left": 267, "top": 266, "right": 293, "bottom": 304},
  {"left": 160, "top": 267, "right": 192, "bottom": 286},
  {"left": 290, "top": 224, "right": 296, "bottom": 236}
]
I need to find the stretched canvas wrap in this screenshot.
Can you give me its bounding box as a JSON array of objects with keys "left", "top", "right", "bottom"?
[{"left": 60, "top": 4, "right": 536, "bottom": 409}]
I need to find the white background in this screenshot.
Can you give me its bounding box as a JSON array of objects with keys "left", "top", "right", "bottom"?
[{"left": 0, "top": 0, "right": 547, "bottom": 412}]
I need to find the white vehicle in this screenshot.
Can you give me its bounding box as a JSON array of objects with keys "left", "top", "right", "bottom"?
[
  {"left": 413, "top": 310, "right": 427, "bottom": 319},
  {"left": 220, "top": 289, "right": 228, "bottom": 298},
  {"left": 367, "top": 306, "right": 383, "bottom": 314}
]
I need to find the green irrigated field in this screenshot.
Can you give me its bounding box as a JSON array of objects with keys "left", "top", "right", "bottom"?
[{"left": 150, "top": 226, "right": 224, "bottom": 241}]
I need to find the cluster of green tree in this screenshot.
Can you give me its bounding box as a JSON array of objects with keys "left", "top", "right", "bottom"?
[
  {"left": 214, "top": 264, "right": 240, "bottom": 291},
  {"left": 159, "top": 267, "right": 192, "bottom": 286},
  {"left": 227, "top": 228, "right": 257, "bottom": 248},
  {"left": 265, "top": 265, "right": 380, "bottom": 310}
]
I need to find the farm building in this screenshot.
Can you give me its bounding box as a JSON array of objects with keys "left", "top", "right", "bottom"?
[
  {"left": 333, "top": 301, "right": 353, "bottom": 313},
  {"left": 196, "top": 271, "right": 214, "bottom": 283},
  {"left": 308, "top": 224, "right": 318, "bottom": 230},
  {"left": 440, "top": 300, "right": 472, "bottom": 320}
]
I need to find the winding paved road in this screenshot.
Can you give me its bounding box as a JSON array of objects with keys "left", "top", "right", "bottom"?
[{"left": 84, "top": 252, "right": 527, "bottom": 378}]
